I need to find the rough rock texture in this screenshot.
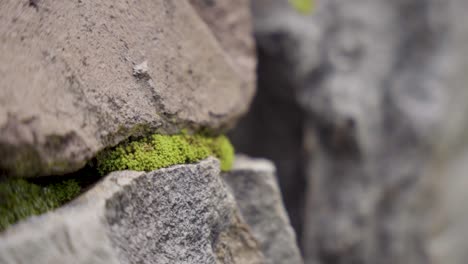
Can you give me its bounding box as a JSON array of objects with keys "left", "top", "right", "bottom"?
[
  {"left": 0, "top": 158, "right": 266, "bottom": 264},
  {"left": 106, "top": 158, "right": 264, "bottom": 264},
  {"left": 224, "top": 155, "right": 303, "bottom": 264},
  {"left": 0, "top": 170, "right": 143, "bottom": 264},
  {"left": 231, "top": 0, "right": 468, "bottom": 263},
  {"left": 189, "top": 0, "right": 256, "bottom": 86},
  {"left": 0, "top": 0, "right": 255, "bottom": 177}
]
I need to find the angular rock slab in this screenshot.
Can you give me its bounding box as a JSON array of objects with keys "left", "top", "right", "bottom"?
[
  {"left": 0, "top": 158, "right": 265, "bottom": 264},
  {"left": 224, "top": 155, "right": 304, "bottom": 264},
  {"left": 0, "top": 0, "right": 254, "bottom": 177}
]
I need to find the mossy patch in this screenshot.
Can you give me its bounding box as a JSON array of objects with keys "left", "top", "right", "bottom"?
[
  {"left": 96, "top": 133, "right": 234, "bottom": 175},
  {"left": 288, "top": 0, "right": 315, "bottom": 15},
  {"left": 0, "top": 132, "right": 234, "bottom": 231},
  {"left": 0, "top": 178, "right": 81, "bottom": 231}
]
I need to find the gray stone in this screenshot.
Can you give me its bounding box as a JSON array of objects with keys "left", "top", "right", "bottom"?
[
  {"left": 0, "top": 158, "right": 266, "bottom": 264},
  {"left": 229, "top": 0, "right": 314, "bottom": 239},
  {"left": 428, "top": 2, "right": 468, "bottom": 263},
  {"left": 224, "top": 155, "right": 303, "bottom": 264},
  {"left": 0, "top": 0, "right": 255, "bottom": 177},
  {"left": 0, "top": 170, "right": 143, "bottom": 264},
  {"left": 231, "top": 0, "right": 468, "bottom": 263}
]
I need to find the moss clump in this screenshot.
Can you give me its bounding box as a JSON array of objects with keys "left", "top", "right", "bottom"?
[
  {"left": 0, "top": 178, "right": 81, "bottom": 231},
  {"left": 96, "top": 133, "right": 234, "bottom": 175},
  {"left": 288, "top": 0, "right": 315, "bottom": 15}
]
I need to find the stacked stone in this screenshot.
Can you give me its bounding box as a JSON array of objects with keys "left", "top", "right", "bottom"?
[{"left": 0, "top": 1, "right": 303, "bottom": 263}]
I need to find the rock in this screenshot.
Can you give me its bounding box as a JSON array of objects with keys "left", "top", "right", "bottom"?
[
  {"left": 229, "top": 0, "right": 313, "bottom": 239},
  {"left": 0, "top": 0, "right": 255, "bottom": 177},
  {"left": 231, "top": 0, "right": 468, "bottom": 263},
  {"left": 132, "top": 60, "right": 150, "bottom": 79},
  {"left": 0, "top": 158, "right": 266, "bottom": 264},
  {"left": 224, "top": 155, "right": 303, "bottom": 264},
  {"left": 189, "top": 0, "right": 256, "bottom": 86}
]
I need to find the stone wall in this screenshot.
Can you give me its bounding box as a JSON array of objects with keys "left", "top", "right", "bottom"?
[
  {"left": 3, "top": 0, "right": 468, "bottom": 263},
  {"left": 0, "top": 1, "right": 304, "bottom": 263}
]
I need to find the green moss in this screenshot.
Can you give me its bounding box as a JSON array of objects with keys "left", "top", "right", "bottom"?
[
  {"left": 288, "top": 0, "right": 315, "bottom": 15},
  {"left": 0, "top": 178, "right": 81, "bottom": 231},
  {"left": 211, "top": 135, "right": 234, "bottom": 172},
  {"left": 0, "top": 133, "right": 234, "bottom": 231},
  {"left": 96, "top": 133, "right": 235, "bottom": 175}
]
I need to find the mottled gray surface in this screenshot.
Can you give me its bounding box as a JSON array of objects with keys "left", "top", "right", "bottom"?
[
  {"left": 0, "top": 158, "right": 266, "bottom": 264},
  {"left": 0, "top": 170, "right": 144, "bottom": 264},
  {"left": 106, "top": 157, "right": 264, "bottom": 264},
  {"left": 231, "top": 0, "right": 468, "bottom": 263},
  {"left": 0, "top": 0, "right": 255, "bottom": 177},
  {"left": 224, "top": 155, "right": 303, "bottom": 264},
  {"left": 0, "top": 210, "right": 120, "bottom": 264},
  {"left": 429, "top": 2, "right": 468, "bottom": 263}
]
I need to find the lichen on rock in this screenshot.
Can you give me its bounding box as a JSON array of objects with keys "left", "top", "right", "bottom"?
[{"left": 96, "top": 132, "right": 234, "bottom": 175}]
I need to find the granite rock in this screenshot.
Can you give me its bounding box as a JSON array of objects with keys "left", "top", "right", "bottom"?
[
  {"left": 0, "top": 158, "right": 266, "bottom": 264},
  {"left": 224, "top": 155, "right": 303, "bottom": 264}
]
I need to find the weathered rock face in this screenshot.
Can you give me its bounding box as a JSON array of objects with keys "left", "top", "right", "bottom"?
[
  {"left": 224, "top": 155, "right": 303, "bottom": 264},
  {"left": 231, "top": 0, "right": 468, "bottom": 263},
  {"left": 189, "top": 0, "right": 256, "bottom": 86},
  {"left": 0, "top": 158, "right": 266, "bottom": 264},
  {"left": 0, "top": 0, "right": 255, "bottom": 177}
]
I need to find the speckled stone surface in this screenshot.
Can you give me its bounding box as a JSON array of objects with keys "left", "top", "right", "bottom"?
[{"left": 0, "top": 158, "right": 266, "bottom": 264}]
